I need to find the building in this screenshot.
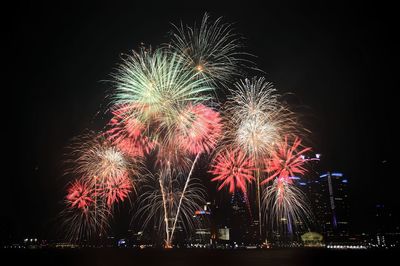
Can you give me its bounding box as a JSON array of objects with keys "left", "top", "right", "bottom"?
[
  {"left": 306, "top": 172, "right": 350, "bottom": 241},
  {"left": 301, "top": 232, "right": 324, "bottom": 247},
  {"left": 192, "top": 202, "right": 212, "bottom": 245},
  {"left": 374, "top": 203, "right": 400, "bottom": 248}
]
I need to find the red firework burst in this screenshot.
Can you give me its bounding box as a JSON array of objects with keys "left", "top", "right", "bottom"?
[
  {"left": 107, "top": 104, "right": 154, "bottom": 158},
  {"left": 209, "top": 148, "right": 255, "bottom": 193},
  {"left": 101, "top": 174, "right": 133, "bottom": 207},
  {"left": 176, "top": 104, "right": 222, "bottom": 155},
  {"left": 66, "top": 180, "right": 94, "bottom": 211},
  {"left": 261, "top": 136, "right": 311, "bottom": 185}
]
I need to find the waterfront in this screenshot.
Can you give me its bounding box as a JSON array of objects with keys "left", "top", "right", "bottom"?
[{"left": 1, "top": 248, "right": 396, "bottom": 266}]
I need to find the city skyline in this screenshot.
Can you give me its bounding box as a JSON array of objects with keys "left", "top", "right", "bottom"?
[{"left": 3, "top": 1, "right": 394, "bottom": 246}]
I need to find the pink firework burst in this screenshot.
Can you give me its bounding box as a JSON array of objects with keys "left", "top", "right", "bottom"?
[
  {"left": 261, "top": 136, "right": 311, "bottom": 185},
  {"left": 176, "top": 104, "right": 222, "bottom": 155},
  {"left": 101, "top": 174, "right": 133, "bottom": 207},
  {"left": 66, "top": 180, "right": 94, "bottom": 211},
  {"left": 209, "top": 148, "right": 255, "bottom": 193},
  {"left": 107, "top": 104, "right": 154, "bottom": 158}
]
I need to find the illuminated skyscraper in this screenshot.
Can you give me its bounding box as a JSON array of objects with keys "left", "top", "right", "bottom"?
[
  {"left": 307, "top": 172, "right": 349, "bottom": 240},
  {"left": 192, "top": 202, "right": 212, "bottom": 245}
]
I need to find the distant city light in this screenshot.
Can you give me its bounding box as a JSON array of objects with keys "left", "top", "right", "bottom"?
[
  {"left": 195, "top": 210, "right": 210, "bottom": 215},
  {"left": 117, "top": 239, "right": 126, "bottom": 247},
  {"left": 332, "top": 172, "right": 343, "bottom": 177}
]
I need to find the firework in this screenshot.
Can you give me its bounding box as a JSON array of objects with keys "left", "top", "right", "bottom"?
[
  {"left": 112, "top": 47, "right": 213, "bottom": 133},
  {"left": 107, "top": 104, "right": 155, "bottom": 158},
  {"left": 218, "top": 77, "right": 300, "bottom": 240},
  {"left": 261, "top": 136, "right": 311, "bottom": 185},
  {"left": 111, "top": 47, "right": 216, "bottom": 169},
  {"left": 261, "top": 137, "right": 312, "bottom": 235},
  {"left": 164, "top": 103, "right": 222, "bottom": 243},
  {"left": 62, "top": 132, "right": 140, "bottom": 241},
  {"left": 209, "top": 148, "right": 255, "bottom": 194},
  {"left": 100, "top": 173, "right": 134, "bottom": 207},
  {"left": 175, "top": 103, "right": 222, "bottom": 155},
  {"left": 59, "top": 13, "right": 315, "bottom": 246},
  {"left": 224, "top": 77, "right": 298, "bottom": 163},
  {"left": 111, "top": 46, "right": 219, "bottom": 247},
  {"left": 67, "top": 132, "right": 139, "bottom": 187},
  {"left": 66, "top": 180, "right": 94, "bottom": 211},
  {"left": 62, "top": 180, "right": 110, "bottom": 242},
  {"left": 135, "top": 170, "right": 206, "bottom": 247},
  {"left": 262, "top": 178, "right": 312, "bottom": 234},
  {"left": 170, "top": 13, "right": 249, "bottom": 87}
]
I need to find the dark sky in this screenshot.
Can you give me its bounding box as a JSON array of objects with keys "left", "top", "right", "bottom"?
[{"left": 4, "top": 1, "right": 394, "bottom": 240}]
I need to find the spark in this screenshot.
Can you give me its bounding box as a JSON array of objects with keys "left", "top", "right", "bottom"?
[
  {"left": 170, "top": 13, "right": 250, "bottom": 87},
  {"left": 262, "top": 178, "right": 312, "bottom": 234},
  {"left": 111, "top": 47, "right": 213, "bottom": 137},
  {"left": 66, "top": 180, "right": 94, "bottom": 211},
  {"left": 107, "top": 104, "right": 155, "bottom": 158},
  {"left": 66, "top": 132, "right": 139, "bottom": 188},
  {"left": 175, "top": 103, "right": 222, "bottom": 155},
  {"left": 100, "top": 173, "right": 134, "bottom": 207},
  {"left": 62, "top": 132, "right": 140, "bottom": 241},
  {"left": 62, "top": 180, "right": 110, "bottom": 243},
  {"left": 134, "top": 170, "right": 206, "bottom": 247},
  {"left": 224, "top": 77, "right": 298, "bottom": 163},
  {"left": 209, "top": 148, "right": 255, "bottom": 194},
  {"left": 262, "top": 136, "right": 311, "bottom": 185}
]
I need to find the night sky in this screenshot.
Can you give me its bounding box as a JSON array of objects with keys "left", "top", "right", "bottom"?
[{"left": 4, "top": 1, "right": 394, "bottom": 240}]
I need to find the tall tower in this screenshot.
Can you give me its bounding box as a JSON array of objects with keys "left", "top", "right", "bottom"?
[{"left": 312, "top": 172, "right": 350, "bottom": 240}]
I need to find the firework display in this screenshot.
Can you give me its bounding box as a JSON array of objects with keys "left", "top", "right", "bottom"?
[{"left": 61, "top": 13, "right": 314, "bottom": 246}]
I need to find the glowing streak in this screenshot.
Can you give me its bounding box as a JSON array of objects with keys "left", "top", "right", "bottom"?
[
  {"left": 159, "top": 173, "right": 171, "bottom": 247},
  {"left": 170, "top": 152, "right": 200, "bottom": 243}
]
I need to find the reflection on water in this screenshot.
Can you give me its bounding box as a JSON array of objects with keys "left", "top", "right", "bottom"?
[{"left": 0, "top": 248, "right": 396, "bottom": 266}]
